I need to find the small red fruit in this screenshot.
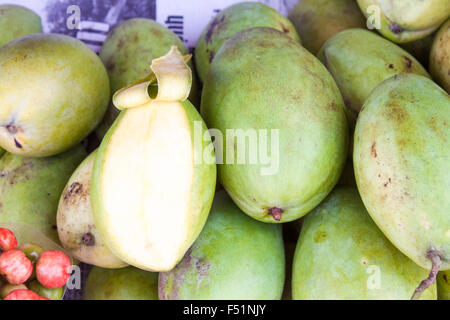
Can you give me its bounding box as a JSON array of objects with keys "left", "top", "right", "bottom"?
[
  {"left": 4, "top": 289, "right": 41, "bottom": 300},
  {"left": 0, "top": 228, "right": 17, "bottom": 251},
  {"left": 36, "top": 250, "right": 71, "bottom": 289},
  {"left": 39, "top": 296, "right": 50, "bottom": 300},
  {"left": 0, "top": 249, "right": 33, "bottom": 284}
]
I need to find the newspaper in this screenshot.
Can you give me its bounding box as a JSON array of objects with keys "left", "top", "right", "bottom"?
[{"left": 1, "top": 0, "right": 299, "bottom": 51}]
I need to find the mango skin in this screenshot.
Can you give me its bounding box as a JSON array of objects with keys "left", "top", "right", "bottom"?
[
  {"left": 57, "top": 151, "right": 127, "bottom": 269},
  {"left": 0, "top": 34, "right": 109, "bottom": 157},
  {"left": 84, "top": 266, "right": 158, "bottom": 300},
  {"left": 0, "top": 5, "right": 42, "bottom": 47},
  {"left": 201, "top": 27, "right": 348, "bottom": 223},
  {"left": 430, "top": 19, "right": 450, "bottom": 94},
  {"left": 354, "top": 74, "right": 450, "bottom": 271},
  {"left": 318, "top": 29, "right": 430, "bottom": 124},
  {"left": 0, "top": 145, "right": 86, "bottom": 243},
  {"left": 437, "top": 271, "right": 450, "bottom": 299},
  {"left": 288, "top": 0, "right": 365, "bottom": 55},
  {"left": 97, "top": 18, "right": 199, "bottom": 138},
  {"left": 195, "top": 2, "right": 300, "bottom": 83},
  {"left": 292, "top": 187, "right": 436, "bottom": 300},
  {"left": 159, "top": 190, "right": 285, "bottom": 300},
  {"left": 357, "top": 0, "right": 450, "bottom": 43}
]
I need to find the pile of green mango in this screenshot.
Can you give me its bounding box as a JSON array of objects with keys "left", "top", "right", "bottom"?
[{"left": 0, "top": 1, "right": 449, "bottom": 301}]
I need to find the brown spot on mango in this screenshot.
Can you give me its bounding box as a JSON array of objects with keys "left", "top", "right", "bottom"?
[{"left": 314, "top": 230, "right": 327, "bottom": 243}]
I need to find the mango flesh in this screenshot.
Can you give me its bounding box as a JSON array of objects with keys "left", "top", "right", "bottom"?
[
  {"left": 195, "top": 2, "right": 300, "bottom": 83},
  {"left": 57, "top": 151, "right": 127, "bottom": 269},
  {"left": 292, "top": 187, "right": 436, "bottom": 299},
  {"left": 92, "top": 98, "right": 216, "bottom": 272},
  {"left": 354, "top": 74, "right": 450, "bottom": 271},
  {"left": 201, "top": 27, "right": 348, "bottom": 223},
  {"left": 97, "top": 18, "right": 199, "bottom": 138},
  {"left": 357, "top": 0, "right": 450, "bottom": 43},
  {"left": 430, "top": 19, "right": 450, "bottom": 94},
  {"left": 84, "top": 266, "right": 158, "bottom": 300},
  {"left": 437, "top": 271, "right": 450, "bottom": 299},
  {"left": 0, "top": 5, "right": 42, "bottom": 47},
  {"left": 318, "top": 29, "right": 430, "bottom": 124},
  {"left": 288, "top": 0, "right": 365, "bottom": 55},
  {"left": 0, "top": 145, "right": 86, "bottom": 243},
  {"left": 159, "top": 190, "right": 285, "bottom": 300},
  {"left": 0, "top": 34, "right": 109, "bottom": 157}
]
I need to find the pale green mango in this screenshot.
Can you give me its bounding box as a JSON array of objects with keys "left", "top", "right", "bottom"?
[
  {"left": 357, "top": 0, "right": 450, "bottom": 43},
  {"left": 437, "top": 271, "right": 450, "bottom": 299},
  {"left": 97, "top": 18, "right": 199, "bottom": 138},
  {"left": 84, "top": 266, "right": 158, "bottom": 300},
  {"left": 318, "top": 29, "right": 430, "bottom": 124},
  {"left": 159, "top": 190, "right": 285, "bottom": 300},
  {"left": 288, "top": 0, "right": 365, "bottom": 55},
  {"left": 0, "top": 34, "right": 109, "bottom": 157},
  {"left": 0, "top": 145, "right": 86, "bottom": 243},
  {"left": 201, "top": 27, "right": 348, "bottom": 223},
  {"left": 354, "top": 74, "right": 450, "bottom": 272},
  {"left": 0, "top": 5, "right": 42, "bottom": 47},
  {"left": 292, "top": 187, "right": 436, "bottom": 300},
  {"left": 195, "top": 2, "right": 300, "bottom": 83},
  {"left": 430, "top": 19, "right": 450, "bottom": 94}
]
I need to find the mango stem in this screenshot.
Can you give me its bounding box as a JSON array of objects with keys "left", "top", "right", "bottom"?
[{"left": 410, "top": 250, "right": 441, "bottom": 300}]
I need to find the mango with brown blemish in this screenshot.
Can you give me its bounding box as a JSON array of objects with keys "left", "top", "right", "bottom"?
[
  {"left": 292, "top": 187, "right": 436, "bottom": 300},
  {"left": 57, "top": 150, "right": 127, "bottom": 269},
  {"left": 195, "top": 1, "right": 300, "bottom": 83},
  {"left": 159, "top": 190, "right": 284, "bottom": 300},
  {"left": 437, "top": 271, "right": 450, "bottom": 300},
  {"left": 354, "top": 74, "right": 450, "bottom": 297},
  {"left": 430, "top": 19, "right": 450, "bottom": 94}
]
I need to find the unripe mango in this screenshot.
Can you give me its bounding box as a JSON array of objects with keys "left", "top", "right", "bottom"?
[
  {"left": 201, "top": 27, "right": 348, "bottom": 223},
  {"left": 437, "top": 271, "right": 450, "bottom": 300},
  {"left": 292, "top": 187, "right": 436, "bottom": 300},
  {"left": 195, "top": 2, "right": 300, "bottom": 82},
  {"left": 0, "top": 146, "right": 86, "bottom": 242},
  {"left": 288, "top": 0, "right": 365, "bottom": 55},
  {"left": 159, "top": 190, "right": 285, "bottom": 300},
  {"left": 430, "top": 19, "right": 450, "bottom": 93},
  {"left": 0, "top": 5, "right": 42, "bottom": 47}
]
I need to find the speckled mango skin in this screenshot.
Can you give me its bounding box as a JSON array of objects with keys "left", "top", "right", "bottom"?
[
  {"left": 201, "top": 27, "right": 348, "bottom": 223},
  {"left": 437, "top": 271, "right": 450, "bottom": 299},
  {"left": 0, "top": 145, "right": 86, "bottom": 243},
  {"left": 0, "top": 5, "right": 42, "bottom": 47},
  {"left": 357, "top": 0, "right": 450, "bottom": 43},
  {"left": 430, "top": 19, "right": 450, "bottom": 94},
  {"left": 0, "top": 34, "right": 109, "bottom": 157},
  {"left": 84, "top": 266, "right": 158, "bottom": 300},
  {"left": 159, "top": 190, "right": 285, "bottom": 300},
  {"left": 97, "top": 18, "right": 199, "bottom": 138},
  {"left": 288, "top": 0, "right": 365, "bottom": 55},
  {"left": 292, "top": 187, "right": 436, "bottom": 300},
  {"left": 354, "top": 74, "right": 450, "bottom": 271},
  {"left": 318, "top": 29, "right": 430, "bottom": 124},
  {"left": 195, "top": 2, "right": 300, "bottom": 83}
]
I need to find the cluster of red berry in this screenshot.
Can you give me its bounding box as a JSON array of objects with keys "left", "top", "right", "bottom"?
[{"left": 0, "top": 228, "right": 71, "bottom": 300}]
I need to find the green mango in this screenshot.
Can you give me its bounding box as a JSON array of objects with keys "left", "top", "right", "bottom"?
[
  {"left": 354, "top": 74, "right": 450, "bottom": 280},
  {"left": 201, "top": 27, "right": 348, "bottom": 223},
  {"left": 195, "top": 2, "right": 300, "bottom": 83},
  {"left": 97, "top": 18, "right": 199, "bottom": 139},
  {"left": 0, "top": 5, "right": 42, "bottom": 47},
  {"left": 437, "top": 271, "right": 450, "bottom": 300},
  {"left": 357, "top": 0, "right": 450, "bottom": 43},
  {"left": 430, "top": 19, "right": 450, "bottom": 94},
  {"left": 288, "top": 0, "right": 366, "bottom": 55},
  {"left": 159, "top": 190, "right": 285, "bottom": 300},
  {"left": 57, "top": 150, "right": 127, "bottom": 269},
  {"left": 292, "top": 187, "right": 436, "bottom": 299},
  {"left": 84, "top": 266, "right": 158, "bottom": 300},
  {"left": 318, "top": 29, "right": 430, "bottom": 124},
  {"left": 0, "top": 145, "right": 86, "bottom": 243},
  {"left": 0, "top": 34, "right": 109, "bottom": 157}
]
